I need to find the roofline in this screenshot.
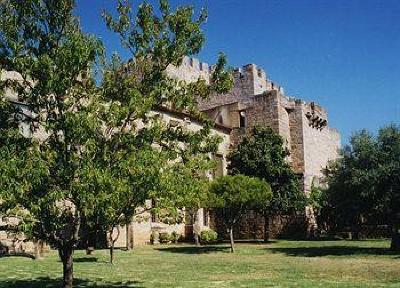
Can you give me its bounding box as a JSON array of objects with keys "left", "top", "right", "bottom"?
[
  {"left": 9, "top": 100, "right": 232, "bottom": 134},
  {"left": 154, "top": 106, "right": 232, "bottom": 134}
]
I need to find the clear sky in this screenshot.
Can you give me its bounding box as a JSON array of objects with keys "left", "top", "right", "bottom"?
[{"left": 75, "top": 0, "right": 400, "bottom": 144}]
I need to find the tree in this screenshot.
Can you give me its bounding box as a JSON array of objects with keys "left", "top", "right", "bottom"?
[
  {"left": 323, "top": 124, "right": 400, "bottom": 250},
  {"left": 376, "top": 125, "right": 400, "bottom": 249},
  {"left": 97, "top": 0, "right": 233, "bottom": 255},
  {"left": 209, "top": 175, "right": 272, "bottom": 253},
  {"left": 0, "top": 1, "right": 103, "bottom": 287},
  {"left": 228, "top": 126, "right": 306, "bottom": 240},
  {"left": 0, "top": 0, "right": 232, "bottom": 287}
]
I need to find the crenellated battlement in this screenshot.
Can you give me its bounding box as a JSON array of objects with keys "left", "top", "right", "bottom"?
[
  {"left": 182, "top": 56, "right": 214, "bottom": 75},
  {"left": 168, "top": 57, "right": 287, "bottom": 97},
  {"left": 166, "top": 56, "right": 213, "bottom": 84},
  {"left": 169, "top": 57, "right": 332, "bottom": 134}
]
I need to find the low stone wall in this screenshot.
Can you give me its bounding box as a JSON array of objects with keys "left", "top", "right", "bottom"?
[
  {"left": 210, "top": 209, "right": 308, "bottom": 240},
  {"left": 0, "top": 231, "right": 47, "bottom": 258}
]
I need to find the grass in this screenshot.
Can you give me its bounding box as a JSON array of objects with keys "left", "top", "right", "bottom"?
[{"left": 0, "top": 240, "right": 399, "bottom": 287}]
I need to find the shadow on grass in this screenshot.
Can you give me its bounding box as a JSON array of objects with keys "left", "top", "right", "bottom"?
[
  {"left": 74, "top": 257, "right": 98, "bottom": 263},
  {"left": 155, "top": 245, "right": 230, "bottom": 254},
  {"left": 268, "top": 246, "right": 400, "bottom": 257},
  {"left": 230, "top": 239, "right": 276, "bottom": 244},
  {"left": 0, "top": 277, "right": 143, "bottom": 288},
  {"left": 0, "top": 252, "right": 36, "bottom": 259}
]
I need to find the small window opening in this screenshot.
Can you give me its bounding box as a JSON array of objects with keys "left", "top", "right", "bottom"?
[{"left": 239, "top": 111, "right": 246, "bottom": 128}]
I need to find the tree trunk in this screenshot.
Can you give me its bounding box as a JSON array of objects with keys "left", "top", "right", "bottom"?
[
  {"left": 229, "top": 226, "right": 235, "bottom": 253},
  {"left": 126, "top": 224, "right": 131, "bottom": 251},
  {"left": 109, "top": 226, "right": 120, "bottom": 264},
  {"left": 391, "top": 223, "right": 400, "bottom": 251},
  {"left": 110, "top": 242, "right": 115, "bottom": 264},
  {"left": 263, "top": 213, "right": 270, "bottom": 243},
  {"left": 193, "top": 209, "right": 201, "bottom": 247},
  {"left": 85, "top": 229, "right": 96, "bottom": 255},
  {"left": 59, "top": 246, "right": 74, "bottom": 288}
]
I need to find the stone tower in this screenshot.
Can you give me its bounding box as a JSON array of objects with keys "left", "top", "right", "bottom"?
[{"left": 169, "top": 57, "right": 341, "bottom": 238}]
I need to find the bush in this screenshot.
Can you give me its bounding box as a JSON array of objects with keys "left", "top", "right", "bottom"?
[
  {"left": 171, "top": 231, "right": 181, "bottom": 243},
  {"left": 159, "top": 232, "right": 171, "bottom": 243},
  {"left": 0, "top": 242, "right": 9, "bottom": 255},
  {"left": 200, "top": 229, "right": 218, "bottom": 243},
  {"left": 150, "top": 231, "right": 157, "bottom": 244}
]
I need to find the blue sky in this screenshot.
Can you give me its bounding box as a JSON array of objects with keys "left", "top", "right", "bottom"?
[{"left": 76, "top": 0, "right": 400, "bottom": 144}]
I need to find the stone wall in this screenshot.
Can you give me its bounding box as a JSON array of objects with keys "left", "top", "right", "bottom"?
[
  {"left": 112, "top": 109, "right": 232, "bottom": 247},
  {"left": 2, "top": 57, "right": 341, "bottom": 245},
  {"left": 301, "top": 107, "right": 340, "bottom": 192},
  {"left": 0, "top": 217, "right": 40, "bottom": 257},
  {"left": 112, "top": 207, "right": 214, "bottom": 248},
  {"left": 166, "top": 56, "right": 212, "bottom": 84},
  {"left": 2, "top": 69, "right": 233, "bottom": 248},
  {"left": 197, "top": 64, "right": 274, "bottom": 111},
  {"left": 210, "top": 209, "right": 308, "bottom": 240},
  {"left": 288, "top": 101, "right": 306, "bottom": 174}
]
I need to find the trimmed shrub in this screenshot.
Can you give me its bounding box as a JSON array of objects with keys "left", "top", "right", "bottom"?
[
  {"left": 200, "top": 229, "right": 218, "bottom": 244},
  {"left": 159, "top": 232, "right": 171, "bottom": 243},
  {"left": 171, "top": 231, "right": 181, "bottom": 243}
]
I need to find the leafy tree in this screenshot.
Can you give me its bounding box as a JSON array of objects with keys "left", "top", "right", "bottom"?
[
  {"left": 323, "top": 124, "right": 400, "bottom": 249},
  {"left": 209, "top": 175, "right": 272, "bottom": 252},
  {"left": 99, "top": 0, "right": 233, "bottom": 253},
  {"left": 319, "top": 132, "right": 376, "bottom": 237},
  {"left": 0, "top": 0, "right": 232, "bottom": 287},
  {"left": 376, "top": 125, "right": 400, "bottom": 249},
  {"left": 0, "top": 1, "right": 103, "bottom": 287},
  {"left": 228, "top": 126, "right": 306, "bottom": 240}
]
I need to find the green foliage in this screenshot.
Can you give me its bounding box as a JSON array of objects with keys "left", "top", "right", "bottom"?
[
  {"left": 200, "top": 229, "right": 218, "bottom": 243},
  {"left": 323, "top": 124, "right": 400, "bottom": 249},
  {"left": 171, "top": 231, "right": 181, "bottom": 243},
  {"left": 209, "top": 175, "right": 272, "bottom": 226},
  {"left": 150, "top": 231, "right": 157, "bottom": 244},
  {"left": 159, "top": 232, "right": 171, "bottom": 243},
  {"left": 210, "top": 174, "right": 271, "bottom": 252},
  {"left": 0, "top": 0, "right": 233, "bottom": 284},
  {"left": 308, "top": 180, "right": 325, "bottom": 215},
  {"left": 228, "top": 126, "right": 306, "bottom": 214},
  {"left": 96, "top": 0, "right": 234, "bottom": 231},
  {"left": 0, "top": 0, "right": 103, "bottom": 249}
]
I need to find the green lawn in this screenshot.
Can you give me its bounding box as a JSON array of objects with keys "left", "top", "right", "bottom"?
[{"left": 0, "top": 240, "right": 399, "bottom": 287}]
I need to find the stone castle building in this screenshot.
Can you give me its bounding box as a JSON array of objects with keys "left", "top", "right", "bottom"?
[
  {"left": 166, "top": 57, "right": 340, "bottom": 240},
  {"left": 169, "top": 56, "right": 340, "bottom": 195},
  {"left": 114, "top": 57, "right": 340, "bottom": 247},
  {"left": 1, "top": 57, "right": 340, "bottom": 253}
]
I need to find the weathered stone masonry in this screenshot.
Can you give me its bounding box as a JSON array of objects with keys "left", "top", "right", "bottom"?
[
  {"left": 1, "top": 56, "right": 340, "bottom": 249},
  {"left": 174, "top": 57, "right": 340, "bottom": 239}
]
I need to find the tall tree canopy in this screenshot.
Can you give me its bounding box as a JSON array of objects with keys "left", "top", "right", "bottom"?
[
  {"left": 228, "top": 126, "right": 306, "bottom": 240},
  {"left": 209, "top": 175, "right": 271, "bottom": 253},
  {"left": 0, "top": 0, "right": 232, "bottom": 287},
  {"left": 322, "top": 124, "right": 400, "bottom": 250}
]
